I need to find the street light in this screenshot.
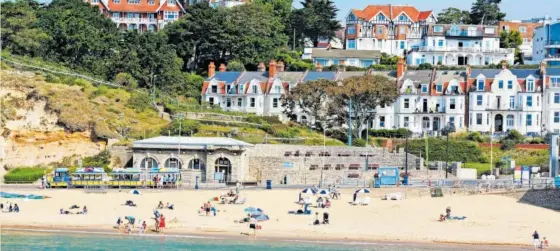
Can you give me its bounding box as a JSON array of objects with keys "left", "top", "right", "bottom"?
[{"left": 443, "top": 121, "right": 456, "bottom": 179}]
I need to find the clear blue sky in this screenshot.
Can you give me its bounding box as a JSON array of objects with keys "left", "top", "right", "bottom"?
[{"left": 294, "top": 0, "right": 559, "bottom": 23}]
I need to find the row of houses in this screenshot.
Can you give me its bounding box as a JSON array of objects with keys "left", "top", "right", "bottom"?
[{"left": 201, "top": 59, "right": 560, "bottom": 136}]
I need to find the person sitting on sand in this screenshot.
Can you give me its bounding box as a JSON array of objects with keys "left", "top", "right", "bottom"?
[
  {"left": 227, "top": 190, "right": 235, "bottom": 197},
  {"left": 14, "top": 204, "right": 19, "bottom": 213},
  {"left": 70, "top": 205, "right": 79, "bottom": 209},
  {"left": 316, "top": 197, "right": 324, "bottom": 208},
  {"left": 60, "top": 208, "right": 73, "bottom": 215},
  {"left": 166, "top": 202, "right": 174, "bottom": 210},
  {"left": 445, "top": 207, "right": 451, "bottom": 219},
  {"left": 157, "top": 201, "right": 164, "bottom": 209},
  {"left": 9, "top": 204, "right": 13, "bottom": 213},
  {"left": 82, "top": 206, "right": 88, "bottom": 214},
  {"left": 205, "top": 202, "right": 211, "bottom": 216},
  {"left": 324, "top": 199, "right": 331, "bottom": 208},
  {"left": 322, "top": 212, "right": 329, "bottom": 224},
  {"left": 125, "top": 200, "right": 136, "bottom": 207},
  {"left": 313, "top": 212, "right": 320, "bottom": 225}
]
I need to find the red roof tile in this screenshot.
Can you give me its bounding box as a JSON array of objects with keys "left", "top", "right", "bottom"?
[{"left": 351, "top": 5, "right": 431, "bottom": 22}]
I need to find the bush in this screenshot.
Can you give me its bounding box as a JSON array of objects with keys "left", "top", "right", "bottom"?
[
  {"left": 405, "top": 138, "right": 486, "bottom": 163},
  {"left": 501, "top": 139, "right": 516, "bottom": 151},
  {"left": 165, "top": 119, "right": 201, "bottom": 136},
  {"left": 244, "top": 115, "right": 281, "bottom": 125},
  {"left": 503, "top": 129, "right": 524, "bottom": 144},
  {"left": 4, "top": 167, "right": 47, "bottom": 183},
  {"left": 352, "top": 138, "right": 366, "bottom": 147},
  {"left": 417, "top": 63, "right": 433, "bottom": 70},
  {"left": 226, "top": 60, "right": 245, "bottom": 71},
  {"left": 368, "top": 128, "right": 412, "bottom": 138},
  {"left": 466, "top": 132, "right": 485, "bottom": 142},
  {"left": 126, "top": 92, "right": 152, "bottom": 112},
  {"left": 79, "top": 150, "right": 111, "bottom": 172},
  {"left": 527, "top": 137, "right": 544, "bottom": 144},
  {"left": 115, "top": 72, "right": 138, "bottom": 91}
]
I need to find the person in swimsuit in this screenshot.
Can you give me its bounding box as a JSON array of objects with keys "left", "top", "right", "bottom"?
[
  {"left": 159, "top": 214, "right": 166, "bottom": 233},
  {"left": 249, "top": 217, "right": 257, "bottom": 236}
]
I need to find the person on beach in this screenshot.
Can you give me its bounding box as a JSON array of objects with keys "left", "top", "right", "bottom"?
[
  {"left": 236, "top": 181, "right": 241, "bottom": 195},
  {"left": 13, "top": 204, "right": 19, "bottom": 213},
  {"left": 157, "top": 201, "right": 164, "bottom": 209},
  {"left": 82, "top": 206, "right": 88, "bottom": 215},
  {"left": 155, "top": 216, "right": 160, "bottom": 232},
  {"left": 541, "top": 237, "right": 549, "bottom": 249},
  {"left": 533, "top": 231, "right": 540, "bottom": 250},
  {"left": 159, "top": 214, "right": 166, "bottom": 233},
  {"left": 205, "top": 202, "right": 211, "bottom": 216},
  {"left": 445, "top": 207, "right": 451, "bottom": 219},
  {"left": 116, "top": 217, "right": 123, "bottom": 229},
  {"left": 9, "top": 204, "right": 13, "bottom": 213},
  {"left": 249, "top": 216, "right": 257, "bottom": 236},
  {"left": 166, "top": 202, "right": 174, "bottom": 210},
  {"left": 141, "top": 221, "right": 147, "bottom": 234}
]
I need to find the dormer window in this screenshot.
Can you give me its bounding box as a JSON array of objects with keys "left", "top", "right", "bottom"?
[
  {"left": 527, "top": 78, "right": 535, "bottom": 92},
  {"left": 433, "top": 26, "right": 443, "bottom": 32},
  {"left": 398, "top": 15, "right": 408, "bottom": 22},
  {"left": 376, "top": 13, "right": 386, "bottom": 21},
  {"left": 252, "top": 85, "right": 258, "bottom": 94},
  {"left": 211, "top": 85, "right": 218, "bottom": 93},
  {"left": 167, "top": 0, "right": 175, "bottom": 5},
  {"left": 436, "top": 84, "right": 443, "bottom": 93},
  {"left": 275, "top": 86, "right": 281, "bottom": 93},
  {"left": 477, "top": 79, "right": 485, "bottom": 91},
  {"left": 239, "top": 84, "right": 244, "bottom": 93},
  {"left": 421, "top": 84, "right": 428, "bottom": 93}
]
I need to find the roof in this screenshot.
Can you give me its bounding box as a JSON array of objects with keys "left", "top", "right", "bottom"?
[
  {"left": 275, "top": 72, "right": 307, "bottom": 83},
  {"left": 302, "top": 72, "right": 337, "bottom": 82},
  {"left": 471, "top": 69, "right": 541, "bottom": 79},
  {"left": 312, "top": 49, "right": 381, "bottom": 59},
  {"left": 236, "top": 72, "right": 269, "bottom": 85},
  {"left": 133, "top": 136, "right": 253, "bottom": 150},
  {"left": 400, "top": 70, "right": 433, "bottom": 84},
  {"left": 547, "top": 68, "right": 560, "bottom": 75},
  {"left": 207, "top": 72, "right": 243, "bottom": 83},
  {"left": 102, "top": 0, "right": 184, "bottom": 12},
  {"left": 350, "top": 5, "right": 432, "bottom": 23},
  {"left": 336, "top": 71, "right": 367, "bottom": 80}
]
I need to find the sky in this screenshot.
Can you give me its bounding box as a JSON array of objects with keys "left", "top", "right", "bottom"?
[{"left": 294, "top": 0, "right": 559, "bottom": 23}]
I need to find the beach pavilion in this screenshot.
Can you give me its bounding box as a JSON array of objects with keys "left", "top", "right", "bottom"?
[{"left": 131, "top": 136, "right": 253, "bottom": 185}]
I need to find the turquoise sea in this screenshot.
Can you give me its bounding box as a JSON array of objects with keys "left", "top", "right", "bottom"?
[{"left": 0, "top": 230, "right": 516, "bottom": 251}]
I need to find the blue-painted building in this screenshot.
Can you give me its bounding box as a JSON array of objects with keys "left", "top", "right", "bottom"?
[{"left": 533, "top": 22, "right": 560, "bottom": 66}]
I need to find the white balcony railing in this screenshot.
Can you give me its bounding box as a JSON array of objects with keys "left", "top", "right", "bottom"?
[
  {"left": 417, "top": 46, "right": 513, "bottom": 54},
  {"left": 112, "top": 17, "right": 158, "bottom": 24}
]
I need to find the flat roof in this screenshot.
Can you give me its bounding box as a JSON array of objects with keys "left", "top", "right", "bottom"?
[{"left": 132, "top": 136, "right": 253, "bottom": 150}]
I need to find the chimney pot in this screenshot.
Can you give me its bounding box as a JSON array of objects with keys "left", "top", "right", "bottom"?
[
  {"left": 269, "top": 59, "right": 277, "bottom": 78},
  {"left": 219, "top": 63, "right": 226, "bottom": 72},
  {"left": 502, "top": 60, "right": 508, "bottom": 70},
  {"left": 276, "top": 60, "right": 285, "bottom": 72},
  {"left": 396, "top": 57, "right": 406, "bottom": 79},
  {"left": 315, "top": 62, "right": 323, "bottom": 72},
  {"left": 208, "top": 61, "right": 216, "bottom": 78},
  {"left": 257, "top": 62, "right": 265, "bottom": 72}
]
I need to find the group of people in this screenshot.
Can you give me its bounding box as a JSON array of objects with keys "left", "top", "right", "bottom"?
[
  {"left": 438, "top": 207, "right": 466, "bottom": 221},
  {"left": 532, "top": 231, "right": 549, "bottom": 250},
  {"left": 200, "top": 201, "right": 217, "bottom": 216},
  {"left": 152, "top": 174, "right": 179, "bottom": 187},
  {"left": 60, "top": 205, "right": 87, "bottom": 215},
  {"left": 157, "top": 201, "right": 174, "bottom": 210},
  {"left": 153, "top": 209, "right": 166, "bottom": 233},
  {"left": 316, "top": 197, "right": 331, "bottom": 208},
  {"left": 1, "top": 202, "right": 19, "bottom": 213}
]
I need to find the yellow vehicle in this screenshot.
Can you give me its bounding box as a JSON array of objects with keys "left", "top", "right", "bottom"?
[
  {"left": 108, "top": 168, "right": 143, "bottom": 187},
  {"left": 71, "top": 167, "right": 107, "bottom": 187}
]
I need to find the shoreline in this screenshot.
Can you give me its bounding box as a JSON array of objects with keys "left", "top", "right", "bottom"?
[{"left": 1, "top": 224, "right": 533, "bottom": 250}]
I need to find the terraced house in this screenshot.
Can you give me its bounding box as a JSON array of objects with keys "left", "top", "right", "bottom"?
[{"left": 87, "top": 0, "right": 185, "bottom": 31}]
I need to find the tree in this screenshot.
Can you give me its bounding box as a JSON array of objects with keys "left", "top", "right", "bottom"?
[
  {"left": 183, "top": 72, "right": 205, "bottom": 99},
  {"left": 227, "top": 60, "right": 246, "bottom": 71},
  {"left": 115, "top": 72, "right": 138, "bottom": 91},
  {"left": 500, "top": 30, "right": 523, "bottom": 64},
  {"left": 437, "top": 7, "right": 471, "bottom": 24},
  {"left": 469, "top": 0, "right": 506, "bottom": 25},
  {"left": 327, "top": 75, "right": 399, "bottom": 139},
  {"left": 281, "top": 79, "right": 337, "bottom": 124},
  {"left": 379, "top": 53, "right": 399, "bottom": 65},
  {"left": 0, "top": 0, "right": 50, "bottom": 56},
  {"left": 293, "top": 0, "right": 342, "bottom": 47}
]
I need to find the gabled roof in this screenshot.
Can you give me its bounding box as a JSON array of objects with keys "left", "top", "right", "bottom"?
[
  {"left": 471, "top": 69, "right": 541, "bottom": 79},
  {"left": 349, "top": 5, "right": 432, "bottom": 23},
  {"left": 236, "top": 72, "right": 269, "bottom": 86},
  {"left": 105, "top": 0, "right": 184, "bottom": 13}
]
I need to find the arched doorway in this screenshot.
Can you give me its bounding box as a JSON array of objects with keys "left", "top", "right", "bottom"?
[
  {"left": 495, "top": 114, "right": 504, "bottom": 132},
  {"left": 215, "top": 157, "right": 232, "bottom": 182},
  {"left": 301, "top": 115, "right": 308, "bottom": 124},
  {"left": 164, "top": 157, "right": 182, "bottom": 169},
  {"left": 189, "top": 159, "right": 206, "bottom": 182},
  {"left": 140, "top": 157, "right": 158, "bottom": 169}
]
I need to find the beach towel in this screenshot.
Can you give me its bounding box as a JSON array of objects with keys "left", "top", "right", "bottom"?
[{"left": 450, "top": 216, "right": 467, "bottom": 220}]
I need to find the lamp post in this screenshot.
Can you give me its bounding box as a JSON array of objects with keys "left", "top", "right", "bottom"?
[{"left": 444, "top": 121, "right": 455, "bottom": 179}]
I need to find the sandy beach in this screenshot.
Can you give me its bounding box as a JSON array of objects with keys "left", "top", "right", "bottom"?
[{"left": 0, "top": 187, "right": 558, "bottom": 248}]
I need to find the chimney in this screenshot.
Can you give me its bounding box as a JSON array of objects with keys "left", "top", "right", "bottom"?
[
  {"left": 502, "top": 60, "right": 508, "bottom": 70},
  {"left": 257, "top": 62, "right": 266, "bottom": 72},
  {"left": 315, "top": 62, "right": 323, "bottom": 72},
  {"left": 540, "top": 61, "right": 547, "bottom": 75},
  {"left": 208, "top": 61, "right": 215, "bottom": 78},
  {"left": 466, "top": 64, "right": 472, "bottom": 77},
  {"left": 276, "top": 60, "right": 285, "bottom": 72},
  {"left": 269, "top": 59, "right": 277, "bottom": 78},
  {"left": 219, "top": 63, "right": 226, "bottom": 72},
  {"left": 396, "top": 57, "right": 405, "bottom": 79}
]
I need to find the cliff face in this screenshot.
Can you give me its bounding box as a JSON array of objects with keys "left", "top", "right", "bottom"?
[{"left": 0, "top": 70, "right": 106, "bottom": 172}]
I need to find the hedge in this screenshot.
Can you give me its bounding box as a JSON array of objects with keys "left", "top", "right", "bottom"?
[
  {"left": 404, "top": 138, "right": 487, "bottom": 163},
  {"left": 4, "top": 167, "right": 47, "bottom": 183},
  {"left": 368, "top": 128, "right": 412, "bottom": 138}
]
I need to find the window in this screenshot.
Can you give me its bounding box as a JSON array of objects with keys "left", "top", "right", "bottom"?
[
  {"left": 438, "top": 40, "right": 444, "bottom": 47},
  {"left": 527, "top": 79, "right": 535, "bottom": 92},
  {"left": 421, "top": 85, "right": 428, "bottom": 93},
  {"left": 555, "top": 112, "right": 560, "bottom": 123},
  {"left": 348, "top": 27, "right": 355, "bottom": 35},
  {"left": 348, "top": 39, "right": 356, "bottom": 49},
  {"left": 477, "top": 95, "right": 483, "bottom": 106},
  {"left": 250, "top": 98, "right": 255, "bottom": 107},
  {"left": 437, "top": 56, "right": 443, "bottom": 64},
  {"left": 399, "top": 41, "right": 405, "bottom": 49},
  {"left": 507, "top": 80, "right": 513, "bottom": 89},
  {"left": 509, "top": 96, "right": 515, "bottom": 109},
  {"left": 377, "top": 26, "right": 383, "bottom": 34},
  {"left": 398, "top": 15, "right": 408, "bottom": 21},
  {"left": 476, "top": 113, "right": 482, "bottom": 125},
  {"left": 477, "top": 79, "right": 485, "bottom": 91},
  {"left": 252, "top": 85, "right": 257, "bottom": 94},
  {"left": 404, "top": 98, "right": 409, "bottom": 108},
  {"left": 272, "top": 98, "right": 278, "bottom": 108},
  {"left": 507, "top": 115, "right": 514, "bottom": 127},
  {"left": 520, "top": 26, "right": 527, "bottom": 33},
  {"left": 226, "top": 97, "right": 231, "bottom": 107},
  {"left": 239, "top": 84, "right": 244, "bottom": 93},
  {"left": 555, "top": 93, "right": 560, "bottom": 103},
  {"left": 436, "top": 84, "right": 443, "bottom": 93},
  {"left": 404, "top": 117, "right": 409, "bottom": 127},
  {"left": 128, "top": 0, "right": 140, "bottom": 3},
  {"left": 91, "top": 0, "right": 99, "bottom": 3},
  {"left": 537, "top": 96, "right": 540, "bottom": 106},
  {"left": 498, "top": 80, "right": 503, "bottom": 89},
  {"left": 376, "top": 14, "right": 386, "bottom": 21},
  {"left": 164, "top": 11, "right": 179, "bottom": 20},
  {"left": 526, "top": 114, "right": 532, "bottom": 126},
  {"left": 237, "top": 98, "right": 242, "bottom": 106},
  {"left": 148, "top": 0, "right": 155, "bottom": 4},
  {"left": 113, "top": 12, "right": 119, "bottom": 19},
  {"left": 399, "top": 26, "right": 406, "bottom": 34},
  {"left": 487, "top": 114, "right": 490, "bottom": 125},
  {"left": 449, "top": 117, "right": 455, "bottom": 126},
  {"left": 422, "top": 117, "right": 430, "bottom": 129},
  {"left": 527, "top": 96, "right": 533, "bottom": 107},
  {"left": 551, "top": 77, "right": 560, "bottom": 87},
  {"left": 168, "top": 0, "right": 175, "bottom": 4},
  {"left": 208, "top": 97, "right": 214, "bottom": 105},
  {"left": 113, "top": 0, "right": 120, "bottom": 3},
  {"left": 434, "top": 26, "right": 443, "bottom": 32},
  {"left": 484, "top": 27, "right": 495, "bottom": 34},
  {"left": 450, "top": 98, "right": 456, "bottom": 109},
  {"left": 211, "top": 85, "right": 217, "bottom": 93},
  {"left": 379, "top": 116, "right": 385, "bottom": 127},
  {"left": 275, "top": 86, "right": 281, "bottom": 93}
]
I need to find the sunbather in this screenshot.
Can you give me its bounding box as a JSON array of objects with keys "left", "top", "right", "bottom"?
[
  {"left": 125, "top": 200, "right": 136, "bottom": 207},
  {"left": 166, "top": 202, "right": 174, "bottom": 210},
  {"left": 157, "top": 201, "right": 164, "bottom": 209},
  {"left": 14, "top": 204, "right": 19, "bottom": 213},
  {"left": 70, "top": 205, "right": 79, "bottom": 209},
  {"left": 60, "top": 208, "right": 72, "bottom": 215}
]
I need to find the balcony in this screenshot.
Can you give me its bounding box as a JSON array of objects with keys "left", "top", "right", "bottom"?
[
  {"left": 112, "top": 17, "right": 158, "bottom": 24},
  {"left": 416, "top": 46, "right": 513, "bottom": 54},
  {"left": 544, "top": 41, "right": 560, "bottom": 48},
  {"left": 446, "top": 30, "right": 483, "bottom": 37}
]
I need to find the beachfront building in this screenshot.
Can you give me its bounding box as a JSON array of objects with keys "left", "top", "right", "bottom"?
[
  {"left": 533, "top": 21, "right": 560, "bottom": 66},
  {"left": 186, "top": 0, "right": 249, "bottom": 8},
  {"left": 499, "top": 21, "right": 542, "bottom": 59},
  {"left": 466, "top": 62, "right": 545, "bottom": 135},
  {"left": 132, "top": 136, "right": 253, "bottom": 184},
  {"left": 345, "top": 4, "right": 436, "bottom": 56},
  {"left": 542, "top": 67, "right": 560, "bottom": 133},
  {"left": 304, "top": 48, "right": 382, "bottom": 68},
  {"left": 407, "top": 24, "right": 515, "bottom": 66},
  {"left": 86, "top": 0, "right": 185, "bottom": 31}
]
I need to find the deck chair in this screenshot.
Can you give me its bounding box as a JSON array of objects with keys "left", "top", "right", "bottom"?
[{"left": 360, "top": 197, "right": 371, "bottom": 206}]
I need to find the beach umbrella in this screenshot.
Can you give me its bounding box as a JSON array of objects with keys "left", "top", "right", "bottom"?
[
  {"left": 244, "top": 207, "right": 263, "bottom": 213},
  {"left": 254, "top": 214, "right": 269, "bottom": 221},
  {"left": 301, "top": 188, "right": 316, "bottom": 195},
  {"left": 354, "top": 188, "right": 370, "bottom": 194},
  {"left": 318, "top": 189, "right": 330, "bottom": 196},
  {"left": 129, "top": 189, "right": 142, "bottom": 195}
]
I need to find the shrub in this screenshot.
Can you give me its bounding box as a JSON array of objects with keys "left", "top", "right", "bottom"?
[
  {"left": 166, "top": 119, "right": 201, "bottom": 136},
  {"left": 467, "top": 132, "right": 485, "bottom": 142},
  {"left": 4, "top": 167, "right": 47, "bottom": 183},
  {"left": 227, "top": 60, "right": 245, "bottom": 71},
  {"left": 368, "top": 128, "right": 412, "bottom": 138},
  {"left": 501, "top": 139, "right": 516, "bottom": 151},
  {"left": 417, "top": 63, "right": 433, "bottom": 70},
  {"left": 503, "top": 129, "right": 524, "bottom": 144},
  {"left": 115, "top": 72, "right": 138, "bottom": 91},
  {"left": 126, "top": 92, "right": 152, "bottom": 112},
  {"left": 405, "top": 138, "right": 486, "bottom": 163},
  {"left": 527, "top": 137, "right": 544, "bottom": 144},
  {"left": 80, "top": 150, "right": 112, "bottom": 172},
  {"left": 352, "top": 138, "right": 366, "bottom": 147}
]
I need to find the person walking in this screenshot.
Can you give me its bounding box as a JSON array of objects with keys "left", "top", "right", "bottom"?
[{"left": 532, "top": 230, "right": 540, "bottom": 251}]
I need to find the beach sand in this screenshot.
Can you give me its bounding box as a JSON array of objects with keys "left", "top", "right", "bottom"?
[{"left": 0, "top": 188, "right": 557, "bottom": 248}]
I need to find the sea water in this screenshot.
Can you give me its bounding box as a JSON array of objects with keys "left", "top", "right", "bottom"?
[{"left": 0, "top": 230, "right": 512, "bottom": 251}]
